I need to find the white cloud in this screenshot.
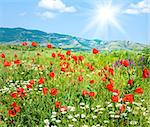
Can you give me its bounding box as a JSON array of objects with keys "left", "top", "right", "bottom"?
[
  {"left": 125, "top": 0, "right": 150, "bottom": 14},
  {"left": 39, "top": 11, "right": 55, "bottom": 19},
  {"left": 38, "top": 0, "right": 76, "bottom": 13}
]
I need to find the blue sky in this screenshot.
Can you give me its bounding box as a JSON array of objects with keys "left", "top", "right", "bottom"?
[{"left": 0, "top": 0, "right": 149, "bottom": 43}]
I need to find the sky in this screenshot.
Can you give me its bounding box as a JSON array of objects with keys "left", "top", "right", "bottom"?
[{"left": 0, "top": 0, "right": 150, "bottom": 44}]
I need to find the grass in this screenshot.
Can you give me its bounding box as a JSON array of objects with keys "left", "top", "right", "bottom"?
[{"left": 0, "top": 44, "right": 150, "bottom": 127}]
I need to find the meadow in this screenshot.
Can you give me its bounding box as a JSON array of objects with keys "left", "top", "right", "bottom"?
[{"left": 0, "top": 42, "right": 150, "bottom": 127}]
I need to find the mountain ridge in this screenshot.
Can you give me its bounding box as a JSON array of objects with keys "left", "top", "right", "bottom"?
[{"left": 0, "top": 27, "right": 149, "bottom": 51}]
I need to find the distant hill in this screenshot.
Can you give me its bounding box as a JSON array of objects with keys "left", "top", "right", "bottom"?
[{"left": 0, "top": 27, "right": 149, "bottom": 51}]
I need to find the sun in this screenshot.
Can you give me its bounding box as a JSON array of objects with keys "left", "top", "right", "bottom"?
[{"left": 82, "top": 1, "right": 125, "bottom": 39}]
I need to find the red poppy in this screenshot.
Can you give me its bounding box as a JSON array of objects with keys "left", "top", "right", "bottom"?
[
  {"left": 10, "top": 92, "right": 17, "bottom": 99},
  {"left": 112, "top": 89, "right": 120, "bottom": 95},
  {"left": 82, "top": 90, "right": 89, "bottom": 96},
  {"left": 119, "top": 104, "right": 125, "bottom": 113},
  {"left": 14, "top": 106, "right": 21, "bottom": 113},
  {"left": 0, "top": 53, "right": 5, "bottom": 58},
  {"left": 104, "top": 65, "right": 108, "bottom": 70},
  {"left": 49, "top": 72, "right": 55, "bottom": 78},
  {"left": 88, "top": 92, "right": 96, "bottom": 97},
  {"left": 47, "top": 44, "right": 52, "bottom": 48},
  {"left": 50, "top": 88, "right": 58, "bottom": 96},
  {"left": 123, "top": 60, "right": 129, "bottom": 67},
  {"left": 14, "top": 59, "right": 21, "bottom": 65},
  {"left": 55, "top": 101, "right": 61, "bottom": 108},
  {"left": 38, "top": 77, "right": 45, "bottom": 84},
  {"left": 3, "top": 60, "right": 11, "bottom": 67},
  {"left": 78, "top": 75, "right": 83, "bottom": 82},
  {"left": 52, "top": 53, "right": 56, "bottom": 58},
  {"left": 134, "top": 87, "right": 144, "bottom": 94},
  {"left": 60, "top": 106, "right": 67, "bottom": 112},
  {"left": 128, "top": 79, "right": 134, "bottom": 85},
  {"left": 26, "top": 84, "right": 32, "bottom": 89},
  {"left": 8, "top": 110, "right": 16, "bottom": 117},
  {"left": 11, "top": 102, "right": 17, "bottom": 108},
  {"left": 22, "top": 42, "right": 28, "bottom": 46},
  {"left": 122, "top": 94, "right": 134, "bottom": 103},
  {"left": 42, "top": 87, "right": 48, "bottom": 96},
  {"left": 32, "top": 42, "right": 38, "bottom": 47},
  {"left": 108, "top": 68, "right": 114, "bottom": 76},
  {"left": 142, "top": 68, "right": 149, "bottom": 78},
  {"left": 106, "top": 84, "right": 114, "bottom": 91},
  {"left": 66, "top": 50, "right": 71, "bottom": 55},
  {"left": 78, "top": 55, "right": 84, "bottom": 62},
  {"left": 92, "top": 48, "right": 99, "bottom": 54},
  {"left": 29, "top": 80, "right": 35, "bottom": 85},
  {"left": 89, "top": 80, "right": 94, "bottom": 84},
  {"left": 112, "top": 95, "right": 119, "bottom": 102}
]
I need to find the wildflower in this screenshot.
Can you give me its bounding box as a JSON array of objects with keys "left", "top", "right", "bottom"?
[
  {"left": 0, "top": 53, "right": 5, "bottom": 58},
  {"left": 81, "top": 114, "right": 86, "bottom": 118},
  {"left": 142, "top": 68, "right": 149, "bottom": 78},
  {"left": 10, "top": 92, "right": 17, "bottom": 99},
  {"left": 78, "top": 75, "right": 83, "bottom": 82},
  {"left": 3, "top": 60, "right": 11, "bottom": 67},
  {"left": 122, "top": 94, "right": 134, "bottom": 103},
  {"left": 38, "top": 77, "right": 45, "bottom": 84},
  {"left": 42, "top": 87, "right": 48, "bottom": 96},
  {"left": 88, "top": 92, "right": 96, "bottom": 97},
  {"left": 50, "top": 88, "right": 58, "bottom": 96},
  {"left": 111, "top": 95, "right": 119, "bottom": 102},
  {"left": 89, "top": 80, "right": 94, "bottom": 84},
  {"left": 32, "top": 42, "right": 38, "bottom": 47},
  {"left": 82, "top": 90, "right": 88, "bottom": 96},
  {"left": 92, "top": 48, "right": 99, "bottom": 54},
  {"left": 47, "top": 44, "right": 52, "bottom": 48},
  {"left": 52, "top": 53, "right": 56, "bottom": 58},
  {"left": 123, "top": 60, "right": 129, "bottom": 67},
  {"left": 8, "top": 110, "right": 16, "bottom": 117},
  {"left": 134, "top": 87, "right": 144, "bottom": 94},
  {"left": 60, "top": 106, "right": 67, "bottom": 112},
  {"left": 68, "top": 115, "right": 73, "bottom": 119},
  {"left": 66, "top": 50, "right": 71, "bottom": 55},
  {"left": 49, "top": 72, "right": 55, "bottom": 78},
  {"left": 128, "top": 79, "right": 134, "bottom": 85},
  {"left": 106, "top": 84, "right": 113, "bottom": 91},
  {"left": 55, "top": 101, "right": 61, "bottom": 108}
]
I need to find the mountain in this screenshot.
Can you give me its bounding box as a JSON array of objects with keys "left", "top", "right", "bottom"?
[{"left": 0, "top": 27, "right": 149, "bottom": 51}]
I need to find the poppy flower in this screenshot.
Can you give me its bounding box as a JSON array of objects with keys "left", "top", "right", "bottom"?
[
  {"left": 112, "top": 95, "right": 119, "bottom": 102},
  {"left": 14, "top": 59, "right": 21, "bottom": 65},
  {"left": 8, "top": 110, "right": 16, "bottom": 117},
  {"left": 123, "top": 60, "right": 129, "bottom": 67},
  {"left": 112, "top": 89, "right": 120, "bottom": 95},
  {"left": 22, "top": 42, "right": 28, "bottom": 46},
  {"left": 49, "top": 72, "right": 55, "bottom": 78},
  {"left": 26, "top": 84, "right": 32, "bottom": 89},
  {"left": 92, "top": 48, "right": 99, "bottom": 54},
  {"left": 106, "top": 84, "right": 114, "bottom": 92},
  {"left": 88, "top": 92, "right": 96, "bottom": 97},
  {"left": 78, "top": 75, "right": 83, "bottom": 82},
  {"left": 0, "top": 53, "right": 5, "bottom": 58},
  {"left": 3, "top": 60, "right": 11, "bottom": 67},
  {"left": 82, "top": 90, "right": 89, "bottom": 96},
  {"left": 104, "top": 65, "right": 108, "bottom": 70},
  {"left": 42, "top": 87, "right": 48, "bottom": 96},
  {"left": 89, "top": 80, "right": 94, "bottom": 84},
  {"left": 134, "top": 87, "right": 144, "bottom": 94},
  {"left": 32, "top": 42, "right": 38, "bottom": 47},
  {"left": 122, "top": 94, "right": 134, "bottom": 103},
  {"left": 128, "top": 79, "right": 134, "bottom": 85},
  {"left": 55, "top": 101, "right": 61, "bottom": 108},
  {"left": 66, "top": 50, "right": 71, "bottom": 55},
  {"left": 50, "top": 88, "right": 58, "bottom": 96},
  {"left": 119, "top": 104, "right": 125, "bottom": 113},
  {"left": 78, "top": 55, "right": 84, "bottom": 62},
  {"left": 38, "top": 77, "right": 45, "bottom": 84},
  {"left": 142, "top": 68, "right": 149, "bottom": 78},
  {"left": 11, "top": 102, "right": 17, "bottom": 108},
  {"left": 60, "top": 106, "right": 67, "bottom": 112},
  {"left": 108, "top": 68, "right": 114, "bottom": 76},
  {"left": 10, "top": 92, "right": 17, "bottom": 99},
  {"left": 29, "top": 80, "right": 35, "bottom": 85},
  {"left": 14, "top": 106, "right": 21, "bottom": 113},
  {"left": 47, "top": 44, "right": 52, "bottom": 48},
  {"left": 52, "top": 53, "right": 56, "bottom": 58}
]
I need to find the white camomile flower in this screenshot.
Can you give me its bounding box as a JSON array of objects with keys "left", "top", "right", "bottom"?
[
  {"left": 81, "top": 114, "right": 86, "bottom": 118},
  {"left": 81, "top": 125, "right": 89, "bottom": 127},
  {"left": 44, "top": 119, "right": 49, "bottom": 124},
  {"left": 56, "top": 119, "right": 61, "bottom": 123},
  {"left": 52, "top": 112, "right": 57, "bottom": 115},
  {"left": 68, "top": 124, "right": 74, "bottom": 127},
  {"left": 80, "top": 102, "right": 85, "bottom": 106},
  {"left": 68, "top": 115, "right": 73, "bottom": 119},
  {"left": 130, "top": 121, "right": 138, "bottom": 125},
  {"left": 75, "top": 114, "right": 80, "bottom": 118},
  {"left": 72, "top": 118, "right": 77, "bottom": 122},
  {"left": 104, "top": 120, "right": 109, "bottom": 123},
  {"left": 85, "top": 105, "right": 89, "bottom": 109},
  {"left": 51, "top": 118, "right": 56, "bottom": 122},
  {"left": 96, "top": 105, "right": 101, "bottom": 108},
  {"left": 92, "top": 115, "right": 97, "bottom": 119}
]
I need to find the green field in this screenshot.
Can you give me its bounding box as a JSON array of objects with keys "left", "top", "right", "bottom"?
[{"left": 0, "top": 44, "right": 150, "bottom": 127}]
